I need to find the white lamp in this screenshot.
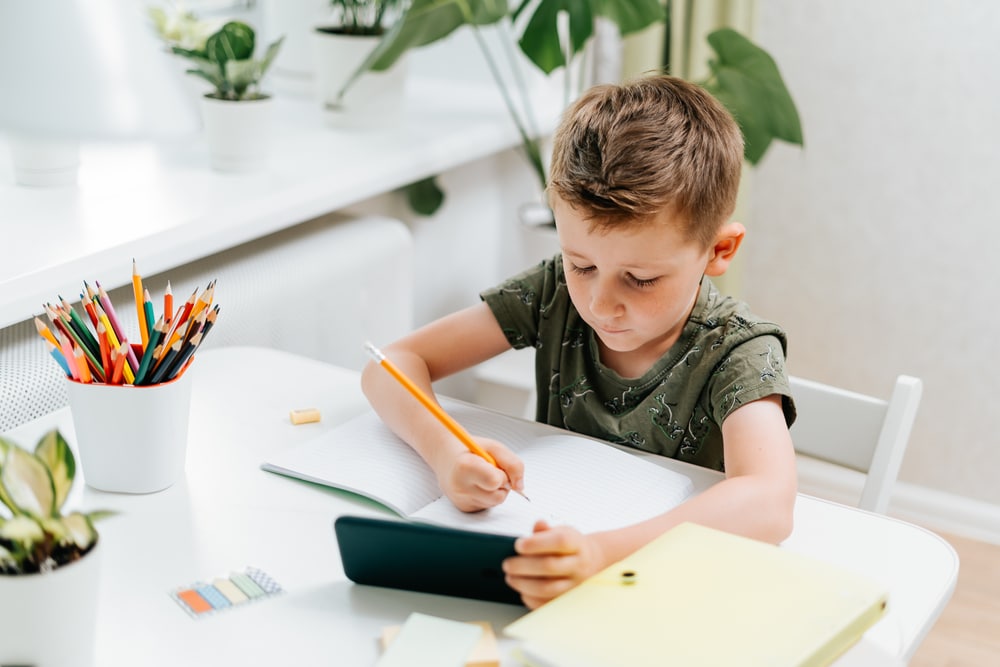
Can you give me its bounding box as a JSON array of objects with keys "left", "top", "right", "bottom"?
[{"left": 0, "top": 0, "right": 201, "bottom": 186}]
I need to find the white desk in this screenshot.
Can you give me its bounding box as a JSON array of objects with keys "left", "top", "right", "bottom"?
[{"left": 4, "top": 347, "right": 958, "bottom": 666}]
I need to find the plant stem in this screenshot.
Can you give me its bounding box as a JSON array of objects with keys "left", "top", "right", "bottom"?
[{"left": 470, "top": 23, "right": 548, "bottom": 191}]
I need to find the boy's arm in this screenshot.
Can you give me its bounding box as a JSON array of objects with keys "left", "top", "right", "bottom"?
[
  {"left": 505, "top": 395, "right": 797, "bottom": 607},
  {"left": 360, "top": 302, "right": 524, "bottom": 510}
]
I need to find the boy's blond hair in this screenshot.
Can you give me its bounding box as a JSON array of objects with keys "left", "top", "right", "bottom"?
[{"left": 547, "top": 74, "right": 744, "bottom": 249}]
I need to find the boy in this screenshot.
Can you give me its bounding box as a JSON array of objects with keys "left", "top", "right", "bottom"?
[{"left": 361, "top": 74, "right": 797, "bottom": 609}]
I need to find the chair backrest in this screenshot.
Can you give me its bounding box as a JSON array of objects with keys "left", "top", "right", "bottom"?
[{"left": 788, "top": 375, "right": 923, "bottom": 514}]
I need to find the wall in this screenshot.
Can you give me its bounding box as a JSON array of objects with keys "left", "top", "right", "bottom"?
[{"left": 744, "top": 2, "right": 1000, "bottom": 508}]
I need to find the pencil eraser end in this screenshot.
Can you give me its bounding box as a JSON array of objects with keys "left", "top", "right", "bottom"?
[{"left": 289, "top": 408, "right": 321, "bottom": 425}]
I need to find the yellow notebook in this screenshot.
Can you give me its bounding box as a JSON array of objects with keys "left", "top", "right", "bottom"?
[{"left": 504, "top": 522, "right": 888, "bottom": 667}]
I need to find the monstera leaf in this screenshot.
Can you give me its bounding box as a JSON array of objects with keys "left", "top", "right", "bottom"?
[
  {"left": 702, "top": 28, "right": 804, "bottom": 165},
  {"left": 514, "top": 0, "right": 663, "bottom": 74}
]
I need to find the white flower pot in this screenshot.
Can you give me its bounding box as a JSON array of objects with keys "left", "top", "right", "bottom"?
[
  {"left": 261, "top": 0, "right": 330, "bottom": 96},
  {"left": 199, "top": 95, "right": 274, "bottom": 172},
  {"left": 7, "top": 135, "right": 80, "bottom": 187},
  {"left": 311, "top": 28, "right": 409, "bottom": 128},
  {"left": 0, "top": 541, "right": 102, "bottom": 667}
]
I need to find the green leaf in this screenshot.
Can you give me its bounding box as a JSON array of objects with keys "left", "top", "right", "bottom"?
[
  {"left": 258, "top": 36, "right": 286, "bottom": 81},
  {"left": 225, "top": 59, "right": 259, "bottom": 98},
  {"left": 403, "top": 177, "right": 446, "bottom": 216},
  {"left": 205, "top": 21, "right": 255, "bottom": 67},
  {"left": 517, "top": 0, "right": 662, "bottom": 74},
  {"left": 0, "top": 447, "right": 55, "bottom": 518},
  {"left": 357, "top": 0, "right": 507, "bottom": 77},
  {"left": 591, "top": 0, "right": 663, "bottom": 36},
  {"left": 34, "top": 430, "right": 75, "bottom": 513},
  {"left": 703, "top": 28, "right": 803, "bottom": 165},
  {"left": 517, "top": 0, "right": 592, "bottom": 74}
]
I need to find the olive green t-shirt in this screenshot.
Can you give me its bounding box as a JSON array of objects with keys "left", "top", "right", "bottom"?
[{"left": 480, "top": 255, "right": 795, "bottom": 472}]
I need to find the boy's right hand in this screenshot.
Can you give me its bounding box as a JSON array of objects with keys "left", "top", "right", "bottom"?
[{"left": 436, "top": 437, "right": 525, "bottom": 512}]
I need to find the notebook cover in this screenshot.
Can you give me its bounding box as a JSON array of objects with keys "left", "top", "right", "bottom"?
[
  {"left": 504, "top": 522, "right": 888, "bottom": 667},
  {"left": 334, "top": 515, "right": 523, "bottom": 606}
]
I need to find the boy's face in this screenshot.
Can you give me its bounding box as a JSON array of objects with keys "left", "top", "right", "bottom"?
[{"left": 555, "top": 197, "right": 715, "bottom": 368}]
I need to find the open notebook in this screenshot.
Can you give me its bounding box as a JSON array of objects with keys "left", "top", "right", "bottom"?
[{"left": 261, "top": 399, "right": 694, "bottom": 537}]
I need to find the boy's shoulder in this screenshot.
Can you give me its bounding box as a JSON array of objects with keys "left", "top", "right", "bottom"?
[{"left": 688, "top": 279, "right": 787, "bottom": 353}]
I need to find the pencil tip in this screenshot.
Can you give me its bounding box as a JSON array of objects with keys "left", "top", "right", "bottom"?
[{"left": 363, "top": 341, "right": 384, "bottom": 362}]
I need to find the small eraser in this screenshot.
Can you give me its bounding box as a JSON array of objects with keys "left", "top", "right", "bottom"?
[{"left": 289, "top": 408, "right": 321, "bottom": 425}]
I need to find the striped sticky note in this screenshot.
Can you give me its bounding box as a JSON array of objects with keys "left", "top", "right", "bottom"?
[{"left": 172, "top": 567, "right": 284, "bottom": 619}]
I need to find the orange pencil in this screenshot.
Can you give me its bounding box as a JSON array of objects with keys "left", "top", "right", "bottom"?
[
  {"left": 74, "top": 345, "right": 92, "bottom": 384},
  {"left": 34, "top": 316, "right": 59, "bottom": 348},
  {"left": 164, "top": 281, "right": 174, "bottom": 325},
  {"left": 364, "top": 342, "right": 529, "bottom": 501},
  {"left": 189, "top": 280, "right": 215, "bottom": 322},
  {"left": 111, "top": 344, "right": 128, "bottom": 385},
  {"left": 133, "top": 259, "right": 149, "bottom": 348},
  {"left": 97, "top": 321, "right": 112, "bottom": 378}
]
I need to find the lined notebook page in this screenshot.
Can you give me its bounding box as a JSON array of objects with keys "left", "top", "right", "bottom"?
[
  {"left": 262, "top": 399, "right": 694, "bottom": 536},
  {"left": 262, "top": 411, "right": 442, "bottom": 516},
  {"left": 414, "top": 434, "right": 694, "bottom": 536}
]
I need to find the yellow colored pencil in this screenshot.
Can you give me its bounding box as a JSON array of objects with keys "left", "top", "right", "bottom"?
[
  {"left": 133, "top": 259, "right": 149, "bottom": 348},
  {"left": 364, "top": 342, "right": 529, "bottom": 501}
]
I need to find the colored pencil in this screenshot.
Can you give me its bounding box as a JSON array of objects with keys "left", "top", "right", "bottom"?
[
  {"left": 134, "top": 316, "right": 165, "bottom": 385},
  {"left": 47, "top": 343, "right": 71, "bottom": 377},
  {"left": 133, "top": 259, "right": 149, "bottom": 348},
  {"left": 34, "top": 316, "right": 59, "bottom": 348},
  {"left": 164, "top": 281, "right": 173, "bottom": 325},
  {"left": 143, "top": 288, "right": 155, "bottom": 344},
  {"left": 149, "top": 339, "right": 183, "bottom": 385},
  {"left": 59, "top": 332, "right": 80, "bottom": 380},
  {"left": 164, "top": 331, "right": 201, "bottom": 382},
  {"left": 74, "top": 345, "right": 92, "bottom": 384},
  {"left": 97, "top": 321, "right": 112, "bottom": 378}
]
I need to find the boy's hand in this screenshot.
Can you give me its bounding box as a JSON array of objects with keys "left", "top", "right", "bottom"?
[
  {"left": 437, "top": 437, "right": 525, "bottom": 512},
  {"left": 503, "top": 520, "right": 607, "bottom": 609}
]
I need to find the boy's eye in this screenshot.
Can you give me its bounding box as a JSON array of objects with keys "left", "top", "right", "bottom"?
[
  {"left": 570, "top": 263, "right": 596, "bottom": 275},
  {"left": 628, "top": 274, "right": 659, "bottom": 288}
]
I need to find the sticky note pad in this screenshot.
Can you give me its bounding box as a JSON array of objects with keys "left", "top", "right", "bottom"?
[
  {"left": 382, "top": 621, "right": 499, "bottom": 667},
  {"left": 172, "top": 567, "right": 284, "bottom": 619},
  {"left": 376, "top": 613, "right": 482, "bottom": 667}
]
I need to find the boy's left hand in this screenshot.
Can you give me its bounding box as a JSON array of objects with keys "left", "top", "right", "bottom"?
[{"left": 503, "top": 520, "right": 606, "bottom": 609}]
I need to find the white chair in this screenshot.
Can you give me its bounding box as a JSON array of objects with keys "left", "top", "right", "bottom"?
[{"left": 789, "top": 375, "right": 923, "bottom": 514}]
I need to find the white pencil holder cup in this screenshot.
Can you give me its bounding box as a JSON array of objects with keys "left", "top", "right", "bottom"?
[{"left": 66, "top": 368, "right": 193, "bottom": 493}]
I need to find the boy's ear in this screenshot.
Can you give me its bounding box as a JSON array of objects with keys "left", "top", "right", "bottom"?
[{"left": 704, "top": 222, "right": 746, "bottom": 276}]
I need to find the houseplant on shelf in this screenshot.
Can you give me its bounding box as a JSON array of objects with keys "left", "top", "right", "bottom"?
[
  {"left": 171, "top": 20, "right": 284, "bottom": 172},
  {"left": 312, "top": 0, "right": 408, "bottom": 127},
  {"left": 346, "top": 1, "right": 802, "bottom": 219},
  {"left": 0, "top": 429, "right": 112, "bottom": 666}
]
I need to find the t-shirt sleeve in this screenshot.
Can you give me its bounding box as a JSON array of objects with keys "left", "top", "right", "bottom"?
[
  {"left": 707, "top": 334, "right": 797, "bottom": 427},
  {"left": 479, "top": 257, "right": 560, "bottom": 350}
]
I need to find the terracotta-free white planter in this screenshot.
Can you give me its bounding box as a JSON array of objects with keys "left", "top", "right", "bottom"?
[
  {"left": 7, "top": 135, "right": 80, "bottom": 187},
  {"left": 261, "top": 0, "right": 329, "bottom": 96},
  {"left": 311, "top": 28, "right": 408, "bottom": 128},
  {"left": 0, "top": 541, "right": 102, "bottom": 667},
  {"left": 199, "top": 94, "right": 274, "bottom": 172}
]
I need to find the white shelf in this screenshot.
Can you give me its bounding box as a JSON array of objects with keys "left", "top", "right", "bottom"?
[{"left": 0, "top": 78, "right": 561, "bottom": 329}]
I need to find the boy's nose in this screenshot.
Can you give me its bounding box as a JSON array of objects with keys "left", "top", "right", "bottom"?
[{"left": 590, "top": 282, "right": 622, "bottom": 318}]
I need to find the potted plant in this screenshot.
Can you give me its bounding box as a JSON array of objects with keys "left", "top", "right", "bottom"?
[
  {"left": 346, "top": 0, "right": 803, "bottom": 219},
  {"left": 0, "top": 429, "right": 112, "bottom": 666},
  {"left": 171, "top": 20, "right": 284, "bottom": 171},
  {"left": 312, "top": 0, "right": 409, "bottom": 126}
]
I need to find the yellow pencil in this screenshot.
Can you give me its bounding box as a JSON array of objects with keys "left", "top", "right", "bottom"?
[
  {"left": 364, "top": 342, "right": 529, "bottom": 501},
  {"left": 133, "top": 259, "right": 149, "bottom": 349}
]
